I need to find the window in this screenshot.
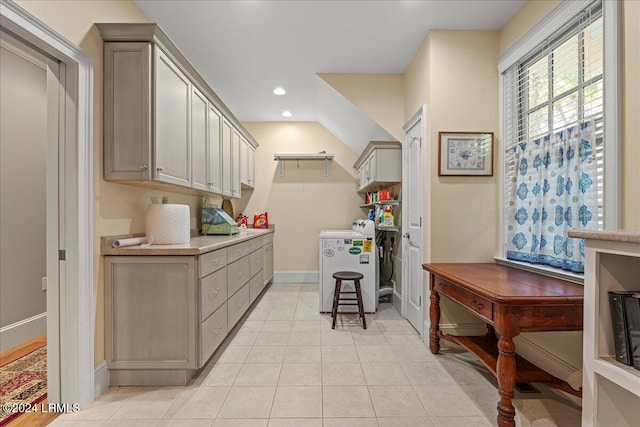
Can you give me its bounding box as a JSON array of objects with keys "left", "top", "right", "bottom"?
[{"left": 500, "top": 0, "right": 618, "bottom": 275}]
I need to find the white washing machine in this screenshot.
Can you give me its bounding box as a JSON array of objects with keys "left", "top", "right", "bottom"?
[{"left": 319, "top": 220, "right": 378, "bottom": 313}]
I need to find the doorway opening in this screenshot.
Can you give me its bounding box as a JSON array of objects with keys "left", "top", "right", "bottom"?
[{"left": 1, "top": 0, "right": 94, "bottom": 409}]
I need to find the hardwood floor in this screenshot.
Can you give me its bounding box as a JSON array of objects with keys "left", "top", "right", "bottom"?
[
  {"left": 0, "top": 335, "right": 46, "bottom": 366},
  {"left": 1, "top": 335, "right": 59, "bottom": 427}
]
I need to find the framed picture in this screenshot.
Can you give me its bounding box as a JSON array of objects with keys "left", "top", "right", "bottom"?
[{"left": 438, "top": 131, "right": 494, "bottom": 176}]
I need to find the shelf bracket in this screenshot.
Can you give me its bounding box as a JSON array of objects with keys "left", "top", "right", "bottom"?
[
  {"left": 278, "top": 159, "right": 284, "bottom": 176},
  {"left": 323, "top": 158, "right": 329, "bottom": 177}
]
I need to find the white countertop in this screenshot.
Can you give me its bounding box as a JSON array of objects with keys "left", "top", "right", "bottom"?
[{"left": 102, "top": 228, "right": 273, "bottom": 256}]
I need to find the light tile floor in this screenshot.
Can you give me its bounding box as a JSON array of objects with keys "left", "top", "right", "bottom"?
[{"left": 51, "top": 283, "right": 582, "bottom": 427}]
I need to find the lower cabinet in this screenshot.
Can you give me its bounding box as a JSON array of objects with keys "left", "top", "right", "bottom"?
[{"left": 104, "top": 232, "right": 274, "bottom": 386}]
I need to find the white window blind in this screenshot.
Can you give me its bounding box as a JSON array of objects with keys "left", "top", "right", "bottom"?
[{"left": 502, "top": 0, "right": 604, "bottom": 273}]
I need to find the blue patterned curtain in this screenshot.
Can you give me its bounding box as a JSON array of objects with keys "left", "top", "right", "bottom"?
[{"left": 506, "top": 120, "right": 598, "bottom": 273}]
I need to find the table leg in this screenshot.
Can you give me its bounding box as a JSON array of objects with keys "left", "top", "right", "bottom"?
[
  {"left": 496, "top": 334, "right": 517, "bottom": 427},
  {"left": 429, "top": 288, "right": 440, "bottom": 354}
]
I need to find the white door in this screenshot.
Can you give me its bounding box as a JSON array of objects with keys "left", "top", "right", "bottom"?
[{"left": 402, "top": 107, "right": 426, "bottom": 334}]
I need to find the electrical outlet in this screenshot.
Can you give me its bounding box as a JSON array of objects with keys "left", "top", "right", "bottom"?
[{"left": 42, "top": 277, "right": 47, "bottom": 291}]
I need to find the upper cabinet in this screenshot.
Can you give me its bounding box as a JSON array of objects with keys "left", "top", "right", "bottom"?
[
  {"left": 231, "top": 128, "right": 241, "bottom": 198},
  {"left": 99, "top": 23, "right": 259, "bottom": 198},
  {"left": 240, "top": 137, "right": 255, "bottom": 189},
  {"left": 353, "top": 141, "right": 401, "bottom": 192},
  {"left": 221, "top": 118, "right": 233, "bottom": 197}
]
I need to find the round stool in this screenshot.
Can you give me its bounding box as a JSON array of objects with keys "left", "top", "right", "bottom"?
[{"left": 331, "top": 271, "right": 366, "bottom": 329}]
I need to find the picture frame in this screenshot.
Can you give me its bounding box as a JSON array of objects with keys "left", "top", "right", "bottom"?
[{"left": 438, "top": 131, "right": 494, "bottom": 176}]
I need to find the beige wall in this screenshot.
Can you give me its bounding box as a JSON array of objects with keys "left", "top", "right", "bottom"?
[
  {"left": 498, "top": 0, "right": 561, "bottom": 54},
  {"left": 318, "top": 73, "right": 405, "bottom": 140},
  {"left": 404, "top": 30, "right": 499, "bottom": 265},
  {"left": 239, "top": 122, "right": 364, "bottom": 272},
  {"left": 403, "top": 30, "right": 500, "bottom": 327},
  {"left": 15, "top": 0, "right": 213, "bottom": 364}
]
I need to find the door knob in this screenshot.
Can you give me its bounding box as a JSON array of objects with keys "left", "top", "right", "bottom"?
[{"left": 403, "top": 233, "right": 410, "bottom": 239}]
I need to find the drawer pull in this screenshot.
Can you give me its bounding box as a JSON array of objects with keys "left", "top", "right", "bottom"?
[
  {"left": 470, "top": 300, "right": 485, "bottom": 310},
  {"left": 209, "top": 287, "right": 221, "bottom": 298}
]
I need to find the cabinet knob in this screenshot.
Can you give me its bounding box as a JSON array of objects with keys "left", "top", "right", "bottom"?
[
  {"left": 156, "top": 167, "right": 163, "bottom": 172},
  {"left": 139, "top": 165, "right": 148, "bottom": 171}
]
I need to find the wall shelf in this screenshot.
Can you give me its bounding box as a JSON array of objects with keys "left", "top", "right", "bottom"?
[
  {"left": 274, "top": 153, "right": 334, "bottom": 177},
  {"left": 360, "top": 200, "right": 401, "bottom": 209}
]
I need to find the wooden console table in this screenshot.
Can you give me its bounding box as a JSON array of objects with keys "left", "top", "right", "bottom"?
[{"left": 422, "top": 263, "right": 584, "bottom": 427}]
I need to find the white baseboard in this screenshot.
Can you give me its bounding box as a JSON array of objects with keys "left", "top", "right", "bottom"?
[
  {"left": 514, "top": 335, "right": 582, "bottom": 390},
  {"left": 94, "top": 360, "right": 109, "bottom": 398},
  {"left": 273, "top": 271, "right": 318, "bottom": 284},
  {"left": 422, "top": 320, "right": 581, "bottom": 389},
  {"left": 392, "top": 290, "right": 402, "bottom": 314},
  {"left": 0, "top": 312, "right": 46, "bottom": 352}
]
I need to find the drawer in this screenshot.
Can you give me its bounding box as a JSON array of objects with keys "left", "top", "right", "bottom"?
[
  {"left": 227, "top": 256, "right": 250, "bottom": 296},
  {"left": 263, "top": 233, "right": 274, "bottom": 245},
  {"left": 199, "top": 267, "right": 227, "bottom": 322},
  {"left": 200, "top": 302, "right": 227, "bottom": 366},
  {"left": 199, "top": 248, "right": 227, "bottom": 278},
  {"left": 249, "top": 247, "right": 264, "bottom": 277},
  {"left": 227, "top": 241, "right": 252, "bottom": 263},
  {"left": 249, "top": 236, "right": 263, "bottom": 253},
  {"left": 434, "top": 277, "right": 494, "bottom": 322},
  {"left": 227, "top": 283, "right": 250, "bottom": 329},
  {"left": 249, "top": 270, "right": 264, "bottom": 304}
]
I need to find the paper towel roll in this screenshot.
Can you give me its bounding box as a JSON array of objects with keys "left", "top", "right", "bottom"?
[{"left": 145, "top": 204, "right": 190, "bottom": 244}]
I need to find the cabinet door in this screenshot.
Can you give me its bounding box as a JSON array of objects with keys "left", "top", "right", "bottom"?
[
  {"left": 247, "top": 145, "right": 255, "bottom": 188},
  {"left": 240, "top": 137, "right": 255, "bottom": 188},
  {"left": 105, "top": 256, "right": 197, "bottom": 369},
  {"left": 367, "top": 152, "right": 377, "bottom": 182},
  {"left": 104, "top": 42, "right": 152, "bottom": 180},
  {"left": 154, "top": 48, "right": 191, "bottom": 187},
  {"left": 231, "top": 128, "right": 241, "bottom": 198},
  {"left": 221, "top": 118, "right": 232, "bottom": 197},
  {"left": 208, "top": 105, "right": 222, "bottom": 194},
  {"left": 240, "top": 137, "right": 248, "bottom": 186},
  {"left": 191, "top": 86, "right": 208, "bottom": 191},
  {"left": 263, "top": 243, "right": 273, "bottom": 285}
]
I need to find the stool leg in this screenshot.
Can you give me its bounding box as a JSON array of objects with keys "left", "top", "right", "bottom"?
[
  {"left": 354, "top": 279, "right": 367, "bottom": 329},
  {"left": 331, "top": 279, "right": 341, "bottom": 329},
  {"left": 331, "top": 279, "right": 339, "bottom": 318}
]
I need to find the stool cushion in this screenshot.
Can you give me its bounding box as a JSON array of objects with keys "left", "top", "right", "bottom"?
[{"left": 332, "top": 271, "right": 364, "bottom": 280}]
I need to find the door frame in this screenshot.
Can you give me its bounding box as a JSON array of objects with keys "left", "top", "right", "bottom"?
[
  {"left": 401, "top": 105, "right": 428, "bottom": 334},
  {"left": 1, "top": 0, "right": 94, "bottom": 407}
]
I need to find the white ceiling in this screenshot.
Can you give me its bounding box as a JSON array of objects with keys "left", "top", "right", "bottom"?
[{"left": 133, "top": 0, "right": 525, "bottom": 152}]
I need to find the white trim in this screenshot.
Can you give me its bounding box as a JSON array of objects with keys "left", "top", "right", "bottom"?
[
  {"left": 514, "top": 335, "right": 582, "bottom": 390},
  {"left": 272, "top": 271, "right": 319, "bottom": 284},
  {"left": 1, "top": 0, "right": 94, "bottom": 408},
  {"left": 422, "top": 321, "right": 487, "bottom": 346},
  {"left": 93, "top": 360, "right": 110, "bottom": 398},
  {"left": 0, "top": 313, "right": 47, "bottom": 352},
  {"left": 602, "top": 0, "right": 622, "bottom": 230},
  {"left": 498, "top": 0, "right": 593, "bottom": 73},
  {"left": 494, "top": 257, "right": 584, "bottom": 284}
]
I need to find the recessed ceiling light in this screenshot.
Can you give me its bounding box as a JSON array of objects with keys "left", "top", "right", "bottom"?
[
  {"left": 282, "top": 110, "right": 292, "bottom": 118},
  {"left": 273, "top": 87, "right": 286, "bottom": 96}
]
